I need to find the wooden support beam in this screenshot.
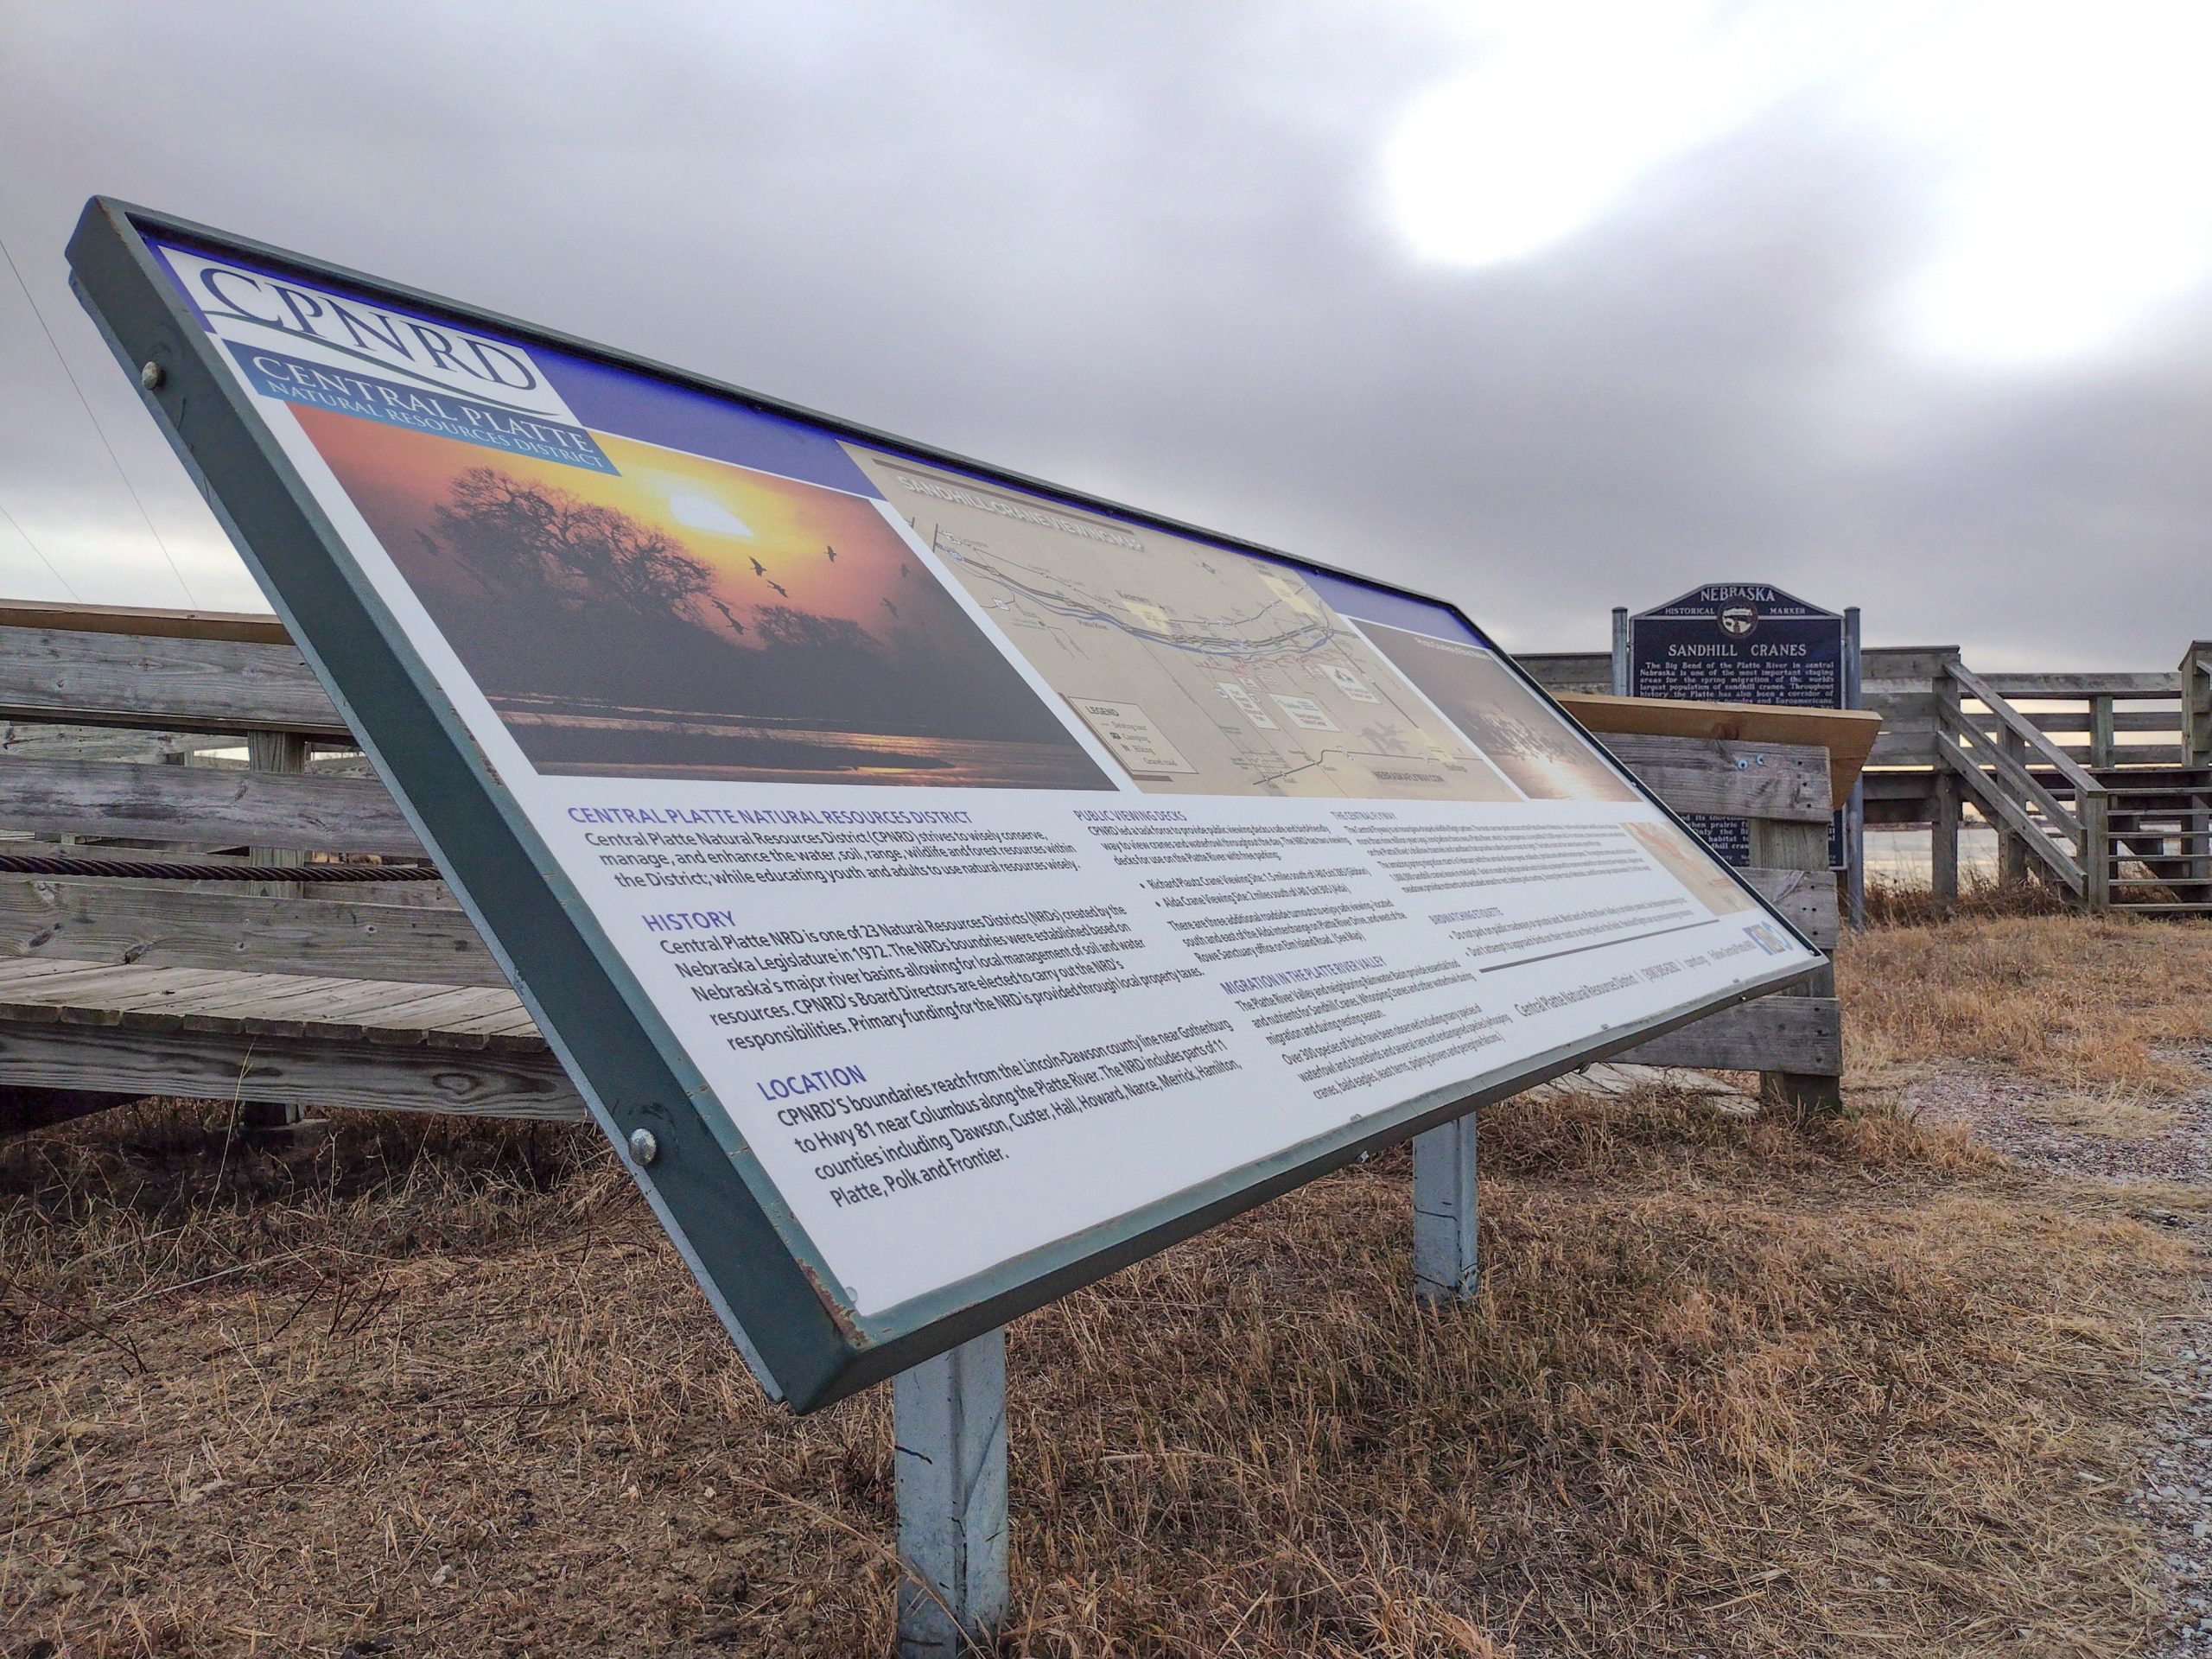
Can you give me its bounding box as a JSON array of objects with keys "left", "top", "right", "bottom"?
[
  {"left": 0, "top": 880, "right": 495, "bottom": 987},
  {"left": 1997, "top": 727, "right": 2031, "bottom": 891},
  {"left": 1739, "top": 865, "right": 1840, "bottom": 950},
  {"left": 0, "top": 621, "right": 347, "bottom": 737},
  {"left": 1931, "top": 767, "right": 1961, "bottom": 914},
  {"left": 1750, "top": 816, "right": 1840, "bottom": 1113},
  {"left": 244, "top": 728, "right": 311, "bottom": 1148},
  {"left": 1, "top": 1083, "right": 137, "bottom": 1137},
  {"left": 0, "top": 1020, "right": 585, "bottom": 1119},
  {"left": 3, "top": 756, "right": 423, "bottom": 856},
  {"left": 1597, "top": 734, "right": 1833, "bottom": 823},
  {"left": 1613, "top": 995, "right": 1840, "bottom": 1072}
]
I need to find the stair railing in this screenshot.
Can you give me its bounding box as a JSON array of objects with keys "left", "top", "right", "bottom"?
[{"left": 1936, "top": 662, "right": 2111, "bottom": 907}]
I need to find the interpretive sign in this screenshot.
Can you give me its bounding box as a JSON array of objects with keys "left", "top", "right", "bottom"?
[
  {"left": 70, "top": 200, "right": 1821, "bottom": 1409},
  {"left": 1628, "top": 583, "right": 1848, "bottom": 867}
]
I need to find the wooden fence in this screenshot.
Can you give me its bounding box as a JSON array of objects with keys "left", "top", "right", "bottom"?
[{"left": 1, "top": 601, "right": 1842, "bottom": 1135}]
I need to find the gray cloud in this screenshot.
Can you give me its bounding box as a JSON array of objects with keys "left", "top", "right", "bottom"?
[{"left": 2, "top": 1, "right": 2203, "bottom": 667}]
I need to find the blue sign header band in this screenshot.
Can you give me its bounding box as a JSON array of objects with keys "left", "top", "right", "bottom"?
[{"left": 225, "top": 341, "right": 616, "bottom": 474}]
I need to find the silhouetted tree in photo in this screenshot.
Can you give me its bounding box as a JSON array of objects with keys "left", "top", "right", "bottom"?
[
  {"left": 751, "top": 604, "right": 877, "bottom": 656},
  {"left": 433, "top": 468, "right": 716, "bottom": 629}
]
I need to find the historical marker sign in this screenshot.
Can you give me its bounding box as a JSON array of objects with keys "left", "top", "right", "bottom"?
[
  {"left": 70, "top": 200, "right": 1821, "bottom": 1410},
  {"left": 1628, "top": 583, "right": 1848, "bottom": 867}
]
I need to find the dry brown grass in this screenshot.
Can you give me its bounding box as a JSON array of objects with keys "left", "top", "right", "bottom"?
[
  {"left": 1861, "top": 872, "right": 2074, "bottom": 930},
  {"left": 1840, "top": 907, "right": 2212, "bottom": 1096},
  {"left": 3, "top": 911, "right": 2207, "bottom": 1657}
]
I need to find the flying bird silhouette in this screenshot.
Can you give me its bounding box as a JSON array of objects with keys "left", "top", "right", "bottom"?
[
  {"left": 749, "top": 557, "right": 766, "bottom": 576},
  {"left": 709, "top": 597, "right": 747, "bottom": 637},
  {"left": 899, "top": 562, "right": 910, "bottom": 578},
  {"left": 823, "top": 544, "right": 837, "bottom": 563},
  {"left": 766, "top": 580, "right": 789, "bottom": 599},
  {"left": 880, "top": 598, "right": 899, "bottom": 618}
]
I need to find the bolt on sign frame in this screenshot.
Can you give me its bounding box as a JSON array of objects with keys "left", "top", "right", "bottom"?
[{"left": 67, "top": 198, "right": 1823, "bottom": 1412}]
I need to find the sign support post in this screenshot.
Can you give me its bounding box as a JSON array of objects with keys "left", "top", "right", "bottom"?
[
  {"left": 1844, "top": 607, "right": 1866, "bottom": 929},
  {"left": 893, "top": 1328, "right": 1010, "bottom": 1657},
  {"left": 1610, "top": 607, "right": 1630, "bottom": 696},
  {"left": 1412, "top": 1116, "right": 1480, "bottom": 1305}
]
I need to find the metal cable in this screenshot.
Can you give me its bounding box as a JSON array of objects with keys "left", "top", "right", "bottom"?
[{"left": 0, "top": 854, "right": 443, "bottom": 883}]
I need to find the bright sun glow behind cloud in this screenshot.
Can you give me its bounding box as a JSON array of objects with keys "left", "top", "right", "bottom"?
[
  {"left": 1385, "top": 0, "right": 2212, "bottom": 365},
  {"left": 668, "top": 491, "right": 754, "bottom": 537}
]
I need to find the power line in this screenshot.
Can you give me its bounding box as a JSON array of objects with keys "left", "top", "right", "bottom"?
[
  {"left": 0, "top": 232, "right": 201, "bottom": 607},
  {"left": 0, "top": 497, "right": 85, "bottom": 601}
]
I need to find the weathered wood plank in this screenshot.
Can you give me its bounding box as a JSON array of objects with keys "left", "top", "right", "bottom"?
[
  {"left": 1615, "top": 995, "right": 1840, "bottom": 1072},
  {"left": 1739, "top": 866, "right": 1838, "bottom": 950},
  {"left": 1979, "top": 671, "right": 2183, "bottom": 698},
  {"left": 1952, "top": 721, "right": 2085, "bottom": 841},
  {"left": 1512, "top": 652, "right": 1613, "bottom": 695},
  {"left": 1869, "top": 729, "right": 1938, "bottom": 766},
  {"left": 1, "top": 756, "right": 424, "bottom": 855},
  {"left": 0, "top": 958, "right": 534, "bottom": 1050},
  {"left": 2046, "top": 741, "right": 2189, "bottom": 768},
  {"left": 0, "top": 1020, "right": 585, "bottom": 1120},
  {"left": 1600, "top": 734, "right": 1833, "bottom": 822},
  {"left": 0, "top": 624, "right": 349, "bottom": 739},
  {"left": 1861, "top": 646, "right": 1962, "bottom": 682},
  {"left": 1948, "top": 663, "right": 2108, "bottom": 798},
  {"left": 1560, "top": 696, "right": 1878, "bottom": 802},
  {"left": 0, "top": 598, "right": 291, "bottom": 645},
  {"left": 2014, "top": 709, "right": 2183, "bottom": 734},
  {"left": 1935, "top": 735, "right": 2084, "bottom": 892}
]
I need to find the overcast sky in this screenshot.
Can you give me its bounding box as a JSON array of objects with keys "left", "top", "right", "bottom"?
[{"left": 2, "top": 1, "right": 2205, "bottom": 668}]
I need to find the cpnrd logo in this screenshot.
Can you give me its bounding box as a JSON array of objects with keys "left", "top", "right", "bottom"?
[{"left": 157, "top": 245, "right": 577, "bottom": 424}]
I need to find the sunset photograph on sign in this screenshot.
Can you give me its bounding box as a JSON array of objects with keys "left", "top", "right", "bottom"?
[
  {"left": 285, "top": 408, "right": 1112, "bottom": 789},
  {"left": 1354, "top": 620, "right": 1641, "bottom": 802}
]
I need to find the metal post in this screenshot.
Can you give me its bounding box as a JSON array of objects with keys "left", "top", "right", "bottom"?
[
  {"left": 1610, "top": 607, "right": 1630, "bottom": 696},
  {"left": 1412, "top": 1114, "right": 1479, "bottom": 1304},
  {"left": 1843, "top": 607, "right": 1866, "bottom": 930},
  {"left": 893, "top": 1327, "right": 1008, "bottom": 1658}
]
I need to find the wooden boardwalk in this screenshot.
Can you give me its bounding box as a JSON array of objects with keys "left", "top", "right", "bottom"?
[{"left": 2, "top": 600, "right": 1846, "bottom": 1134}]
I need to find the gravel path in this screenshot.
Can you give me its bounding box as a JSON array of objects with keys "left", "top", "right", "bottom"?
[{"left": 1906, "top": 1053, "right": 2212, "bottom": 1656}]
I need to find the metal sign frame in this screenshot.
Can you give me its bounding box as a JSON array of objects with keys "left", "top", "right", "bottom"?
[{"left": 67, "top": 198, "right": 1821, "bottom": 1411}]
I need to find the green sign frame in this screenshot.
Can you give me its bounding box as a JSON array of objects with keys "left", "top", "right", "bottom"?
[{"left": 67, "top": 198, "right": 1819, "bottom": 1411}]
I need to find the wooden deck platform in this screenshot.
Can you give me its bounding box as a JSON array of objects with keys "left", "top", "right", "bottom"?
[{"left": 0, "top": 957, "right": 582, "bottom": 1121}]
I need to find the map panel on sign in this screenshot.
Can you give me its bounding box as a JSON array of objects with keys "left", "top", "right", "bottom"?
[{"left": 849, "top": 449, "right": 1521, "bottom": 803}]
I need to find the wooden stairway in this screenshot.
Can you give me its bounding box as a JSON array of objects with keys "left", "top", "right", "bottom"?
[{"left": 2099, "top": 763, "right": 2212, "bottom": 915}]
